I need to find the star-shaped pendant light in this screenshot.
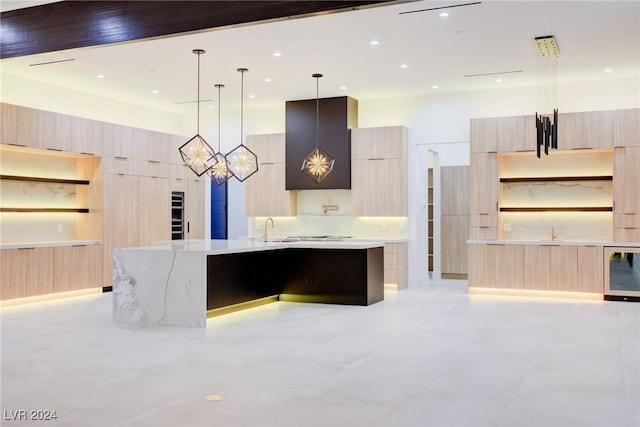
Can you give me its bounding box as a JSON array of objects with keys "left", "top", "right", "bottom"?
[{"left": 301, "top": 73, "right": 334, "bottom": 183}]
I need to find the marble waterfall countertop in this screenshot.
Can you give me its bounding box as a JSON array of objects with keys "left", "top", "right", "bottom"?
[
  {"left": 112, "top": 239, "right": 385, "bottom": 327},
  {"left": 125, "top": 238, "right": 386, "bottom": 254}
]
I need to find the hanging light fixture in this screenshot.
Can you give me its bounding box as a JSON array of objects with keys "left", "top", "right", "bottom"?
[
  {"left": 208, "top": 83, "right": 232, "bottom": 185},
  {"left": 534, "top": 35, "right": 560, "bottom": 158},
  {"left": 225, "top": 68, "right": 258, "bottom": 182},
  {"left": 178, "top": 49, "right": 216, "bottom": 176},
  {"left": 301, "top": 73, "right": 334, "bottom": 183}
]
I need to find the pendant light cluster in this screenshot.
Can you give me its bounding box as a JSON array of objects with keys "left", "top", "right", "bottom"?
[
  {"left": 533, "top": 36, "right": 560, "bottom": 159},
  {"left": 301, "top": 73, "right": 335, "bottom": 183},
  {"left": 178, "top": 50, "right": 258, "bottom": 184}
]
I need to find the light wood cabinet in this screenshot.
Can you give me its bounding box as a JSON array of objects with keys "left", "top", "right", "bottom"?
[
  {"left": 185, "top": 177, "right": 205, "bottom": 239},
  {"left": 351, "top": 126, "right": 406, "bottom": 160},
  {"left": 245, "top": 133, "right": 297, "bottom": 217},
  {"left": 578, "top": 246, "right": 604, "bottom": 293},
  {"left": 138, "top": 176, "right": 170, "bottom": 245},
  {"left": 351, "top": 126, "right": 408, "bottom": 217},
  {"left": 53, "top": 244, "right": 103, "bottom": 292},
  {"left": 612, "top": 108, "right": 639, "bottom": 147},
  {"left": 523, "top": 245, "right": 551, "bottom": 290},
  {"left": 557, "top": 112, "right": 583, "bottom": 150},
  {"left": 469, "top": 152, "right": 497, "bottom": 239},
  {"left": 550, "top": 245, "right": 578, "bottom": 291},
  {"left": 613, "top": 146, "right": 640, "bottom": 214},
  {"left": 383, "top": 242, "right": 408, "bottom": 289},
  {"left": 468, "top": 243, "right": 515, "bottom": 287},
  {"left": 582, "top": 110, "right": 613, "bottom": 149},
  {"left": 498, "top": 116, "right": 527, "bottom": 152},
  {"left": 441, "top": 215, "right": 469, "bottom": 275},
  {"left": 0, "top": 247, "right": 54, "bottom": 300},
  {"left": 470, "top": 117, "right": 498, "bottom": 153}
]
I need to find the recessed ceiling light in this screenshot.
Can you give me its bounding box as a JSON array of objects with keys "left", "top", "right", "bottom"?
[
  {"left": 208, "top": 105, "right": 215, "bottom": 109},
  {"left": 432, "top": 85, "right": 439, "bottom": 89},
  {"left": 439, "top": 12, "right": 449, "bottom": 17},
  {"left": 273, "top": 52, "right": 281, "bottom": 57},
  {"left": 265, "top": 78, "right": 272, "bottom": 83},
  {"left": 248, "top": 95, "right": 255, "bottom": 99},
  {"left": 340, "top": 85, "right": 347, "bottom": 90},
  {"left": 400, "top": 64, "right": 408, "bottom": 69},
  {"left": 604, "top": 68, "right": 613, "bottom": 73},
  {"left": 151, "top": 89, "right": 159, "bottom": 94},
  {"left": 495, "top": 78, "right": 503, "bottom": 82},
  {"left": 370, "top": 40, "right": 379, "bottom": 46},
  {"left": 97, "top": 74, "right": 105, "bottom": 79}
]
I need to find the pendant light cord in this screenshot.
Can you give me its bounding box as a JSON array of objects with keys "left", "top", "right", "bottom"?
[
  {"left": 316, "top": 75, "right": 319, "bottom": 150},
  {"left": 196, "top": 51, "right": 201, "bottom": 134},
  {"left": 217, "top": 84, "right": 221, "bottom": 151}
]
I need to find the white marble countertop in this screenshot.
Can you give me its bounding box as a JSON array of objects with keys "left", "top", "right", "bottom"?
[
  {"left": 468, "top": 239, "right": 640, "bottom": 248},
  {"left": 0, "top": 240, "right": 102, "bottom": 250},
  {"left": 122, "top": 239, "right": 385, "bottom": 255}
]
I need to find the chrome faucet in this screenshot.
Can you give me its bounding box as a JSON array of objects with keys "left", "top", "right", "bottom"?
[{"left": 262, "top": 217, "right": 274, "bottom": 242}]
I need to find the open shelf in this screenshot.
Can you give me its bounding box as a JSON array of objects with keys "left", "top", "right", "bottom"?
[
  {"left": 500, "top": 176, "right": 612, "bottom": 183},
  {"left": 0, "top": 208, "right": 90, "bottom": 213},
  {"left": 0, "top": 174, "right": 90, "bottom": 185},
  {"left": 500, "top": 207, "right": 613, "bottom": 212}
]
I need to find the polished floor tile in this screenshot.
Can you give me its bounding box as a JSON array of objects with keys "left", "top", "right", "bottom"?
[{"left": 1, "top": 280, "right": 638, "bottom": 427}]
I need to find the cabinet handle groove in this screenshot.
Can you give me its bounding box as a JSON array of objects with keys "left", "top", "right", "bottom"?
[
  {"left": 46, "top": 147, "right": 63, "bottom": 152},
  {"left": 115, "top": 156, "right": 128, "bottom": 160}
]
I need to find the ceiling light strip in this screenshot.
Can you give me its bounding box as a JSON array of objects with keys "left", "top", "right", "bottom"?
[{"left": 399, "top": 2, "right": 481, "bottom": 15}]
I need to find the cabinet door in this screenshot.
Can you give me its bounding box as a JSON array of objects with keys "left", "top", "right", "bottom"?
[
  {"left": 557, "top": 112, "right": 583, "bottom": 150},
  {"left": 470, "top": 118, "right": 498, "bottom": 153},
  {"left": 577, "top": 246, "right": 604, "bottom": 293},
  {"left": 246, "top": 163, "right": 295, "bottom": 217},
  {"left": 523, "top": 245, "right": 551, "bottom": 290},
  {"left": 352, "top": 158, "right": 406, "bottom": 216},
  {"left": 498, "top": 116, "right": 527, "bottom": 152},
  {"left": 0, "top": 247, "right": 54, "bottom": 300},
  {"left": 550, "top": 245, "right": 578, "bottom": 291},
  {"left": 612, "top": 108, "right": 639, "bottom": 147},
  {"left": 495, "top": 244, "right": 523, "bottom": 289},
  {"left": 1, "top": 103, "right": 18, "bottom": 146},
  {"left": 614, "top": 146, "right": 640, "bottom": 214},
  {"left": 469, "top": 152, "right": 498, "bottom": 214},
  {"left": 246, "top": 133, "right": 285, "bottom": 164},
  {"left": 441, "top": 166, "right": 469, "bottom": 216},
  {"left": 138, "top": 176, "right": 170, "bottom": 245},
  {"left": 441, "top": 215, "right": 469, "bottom": 275},
  {"left": 582, "top": 110, "right": 613, "bottom": 149},
  {"left": 186, "top": 178, "right": 205, "bottom": 239},
  {"left": 352, "top": 126, "right": 406, "bottom": 160}
]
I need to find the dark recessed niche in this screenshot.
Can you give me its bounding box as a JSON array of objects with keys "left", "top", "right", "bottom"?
[{"left": 285, "top": 96, "right": 357, "bottom": 190}]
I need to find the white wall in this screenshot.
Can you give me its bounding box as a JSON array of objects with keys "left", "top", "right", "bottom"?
[{"left": 3, "top": 74, "right": 639, "bottom": 284}]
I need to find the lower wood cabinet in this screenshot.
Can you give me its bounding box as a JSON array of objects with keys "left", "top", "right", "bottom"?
[
  {"left": 1, "top": 244, "right": 103, "bottom": 300},
  {"left": 469, "top": 243, "right": 604, "bottom": 294},
  {"left": 383, "top": 242, "right": 408, "bottom": 289},
  {"left": 0, "top": 247, "right": 53, "bottom": 300},
  {"left": 53, "top": 245, "right": 103, "bottom": 293}
]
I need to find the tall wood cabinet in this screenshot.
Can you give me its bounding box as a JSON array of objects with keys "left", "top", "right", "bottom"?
[
  {"left": 245, "top": 133, "right": 297, "bottom": 217},
  {"left": 441, "top": 166, "right": 469, "bottom": 277},
  {"left": 351, "top": 126, "right": 408, "bottom": 216}
]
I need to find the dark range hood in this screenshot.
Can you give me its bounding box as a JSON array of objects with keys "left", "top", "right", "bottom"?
[{"left": 285, "top": 96, "right": 358, "bottom": 190}]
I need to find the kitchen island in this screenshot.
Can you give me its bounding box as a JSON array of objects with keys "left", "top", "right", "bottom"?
[{"left": 112, "top": 239, "right": 384, "bottom": 327}]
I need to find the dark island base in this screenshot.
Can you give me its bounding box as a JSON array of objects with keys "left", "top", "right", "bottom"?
[{"left": 206, "top": 247, "right": 384, "bottom": 311}]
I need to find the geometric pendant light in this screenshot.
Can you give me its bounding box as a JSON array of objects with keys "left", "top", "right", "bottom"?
[
  {"left": 225, "top": 67, "right": 259, "bottom": 182},
  {"left": 301, "top": 73, "right": 335, "bottom": 183},
  {"left": 178, "top": 49, "right": 215, "bottom": 177},
  {"left": 208, "top": 83, "right": 233, "bottom": 186}
]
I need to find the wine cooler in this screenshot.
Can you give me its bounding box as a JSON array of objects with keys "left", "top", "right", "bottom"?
[{"left": 171, "top": 191, "right": 184, "bottom": 240}]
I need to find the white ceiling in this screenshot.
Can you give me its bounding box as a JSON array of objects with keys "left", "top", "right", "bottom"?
[{"left": 1, "top": 1, "right": 638, "bottom": 115}]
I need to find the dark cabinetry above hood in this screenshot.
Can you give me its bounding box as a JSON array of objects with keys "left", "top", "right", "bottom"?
[{"left": 285, "top": 96, "right": 358, "bottom": 190}]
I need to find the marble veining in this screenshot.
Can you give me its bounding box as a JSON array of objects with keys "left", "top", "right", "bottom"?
[
  {"left": 112, "top": 249, "right": 207, "bottom": 327},
  {"left": 501, "top": 180, "right": 612, "bottom": 208}
]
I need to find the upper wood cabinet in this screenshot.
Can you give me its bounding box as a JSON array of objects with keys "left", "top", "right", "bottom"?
[
  {"left": 351, "top": 126, "right": 408, "bottom": 216},
  {"left": 612, "top": 108, "right": 640, "bottom": 147},
  {"left": 497, "top": 116, "right": 527, "bottom": 152},
  {"left": 470, "top": 117, "right": 498, "bottom": 153},
  {"left": 245, "top": 133, "right": 296, "bottom": 217},
  {"left": 351, "top": 126, "right": 406, "bottom": 160},
  {"left": 613, "top": 146, "right": 640, "bottom": 214}
]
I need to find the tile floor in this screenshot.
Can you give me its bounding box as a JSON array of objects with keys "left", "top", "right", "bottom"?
[{"left": 1, "top": 280, "right": 638, "bottom": 427}]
